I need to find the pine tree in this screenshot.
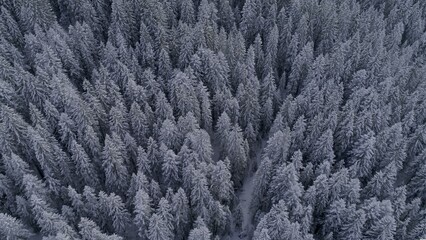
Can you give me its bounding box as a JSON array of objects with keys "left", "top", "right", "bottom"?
[
  {"left": 146, "top": 137, "right": 161, "bottom": 180},
  {"left": 68, "top": 22, "right": 98, "bottom": 74},
  {"left": 335, "top": 104, "right": 355, "bottom": 156},
  {"left": 196, "top": 0, "right": 219, "bottom": 49},
  {"left": 313, "top": 174, "right": 330, "bottom": 214},
  {"left": 188, "top": 217, "right": 212, "bottom": 240},
  {"left": 156, "top": 198, "right": 174, "bottom": 236},
  {"left": 22, "top": 174, "right": 48, "bottom": 202},
  {"left": 67, "top": 186, "right": 84, "bottom": 219},
  {"left": 79, "top": 217, "right": 123, "bottom": 240},
  {"left": 30, "top": 194, "right": 77, "bottom": 238},
  {"left": 149, "top": 180, "right": 162, "bottom": 207},
  {"left": 287, "top": 42, "right": 314, "bottom": 95},
  {"left": 29, "top": 131, "right": 66, "bottom": 192},
  {"left": 213, "top": 89, "right": 240, "bottom": 123},
  {"left": 98, "top": 191, "right": 131, "bottom": 236},
  {"left": 191, "top": 170, "right": 213, "bottom": 221},
  {"left": 136, "top": 146, "right": 152, "bottom": 178},
  {"left": 172, "top": 188, "right": 190, "bottom": 240},
  {"left": 61, "top": 205, "right": 77, "bottom": 230},
  {"left": 148, "top": 213, "right": 173, "bottom": 240},
  {"left": 269, "top": 112, "right": 285, "bottom": 136},
  {"left": 177, "top": 112, "right": 200, "bottom": 145},
  {"left": 407, "top": 219, "right": 426, "bottom": 240},
  {"left": 362, "top": 198, "right": 396, "bottom": 240},
  {"left": 177, "top": 23, "right": 195, "bottom": 69},
  {"left": 375, "top": 123, "right": 406, "bottom": 170},
  {"left": 79, "top": 189, "right": 102, "bottom": 232},
  {"left": 263, "top": 128, "right": 291, "bottom": 164},
  {"left": 159, "top": 119, "right": 178, "bottom": 151},
  {"left": 19, "top": 0, "right": 56, "bottom": 32},
  {"left": 161, "top": 149, "right": 180, "bottom": 189},
  {"left": 237, "top": 47, "right": 261, "bottom": 138},
  {"left": 3, "top": 153, "right": 31, "bottom": 188},
  {"left": 184, "top": 129, "right": 213, "bottom": 164},
  {"left": 156, "top": 48, "right": 172, "bottom": 86},
  {"left": 0, "top": 173, "right": 14, "bottom": 213},
  {"left": 265, "top": 24, "right": 279, "bottom": 72},
  {"left": 224, "top": 124, "right": 248, "bottom": 186},
  {"left": 69, "top": 139, "right": 99, "bottom": 188},
  {"left": 364, "top": 215, "right": 396, "bottom": 240},
  {"left": 0, "top": 213, "right": 33, "bottom": 239},
  {"left": 134, "top": 189, "right": 152, "bottom": 239},
  {"left": 240, "top": 0, "right": 263, "bottom": 41},
  {"left": 254, "top": 228, "right": 271, "bottom": 240},
  {"left": 324, "top": 199, "right": 347, "bottom": 237},
  {"left": 209, "top": 200, "right": 231, "bottom": 236},
  {"left": 179, "top": 0, "right": 195, "bottom": 25},
  {"left": 29, "top": 103, "right": 50, "bottom": 132},
  {"left": 363, "top": 163, "right": 397, "bottom": 200},
  {"left": 130, "top": 102, "right": 149, "bottom": 146},
  {"left": 0, "top": 6, "right": 23, "bottom": 47},
  {"left": 139, "top": 0, "right": 168, "bottom": 54},
  {"left": 260, "top": 69, "right": 277, "bottom": 131},
  {"left": 251, "top": 157, "right": 273, "bottom": 212},
  {"left": 339, "top": 205, "right": 365, "bottom": 240},
  {"left": 197, "top": 81, "right": 212, "bottom": 130},
  {"left": 311, "top": 129, "right": 335, "bottom": 165},
  {"left": 102, "top": 134, "right": 130, "bottom": 195},
  {"left": 264, "top": 200, "right": 291, "bottom": 239},
  {"left": 169, "top": 70, "right": 200, "bottom": 118},
  {"left": 46, "top": 26, "right": 82, "bottom": 80},
  {"left": 194, "top": 48, "right": 230, "bottom": 94},
  {"left": 109, "top": 0, "right": 136, "bottom": 44},
  {"left": 123, "top": 132, "right": 138, "bottom": 165},
  {"left": 216, "top": 0, "right": 235, "bottom": 32},
  {"left": 215, "top": 111, "right": 232, "bottom": 149},
  {"left": 127, "top": 171, "right": 149, "bottom": 206},
  {"left": 409, "top": 161, "right": 426, "bottom": 199},
  {"left": 269, "top": 162, "right": 303, "bottom": 211},
  {"left": 154, "top": 91, "right": 174, "bottom": 121},
  {"left": 109, "top": 103, "right": 130, "bottom": 139},
  {"left": 210, "top": 159, "right": 233, "bottom": 204}
]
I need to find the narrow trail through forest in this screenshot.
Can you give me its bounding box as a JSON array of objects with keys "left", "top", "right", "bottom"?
[
  {"left": 230, "top": 173, "right": 256, "bottom": 240},
  {"left": 238, "top": 174, "right": 255, "bottom": 233},
  {"left": 230, "top": 140, "right": 265, "bottom": 239}
]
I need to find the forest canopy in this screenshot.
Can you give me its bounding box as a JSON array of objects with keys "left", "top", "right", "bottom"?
[{"left": 0, "top": 0, "right": 426, "bottom": 239}]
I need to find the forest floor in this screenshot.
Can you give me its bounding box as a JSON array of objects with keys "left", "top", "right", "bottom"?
[
  {"left": 229, "top": 140, "right": 266, "bottom": 239},
  {"left": 229, "top": 174, "right": 256, "bottom": 240},
  {"left": 239, "top": 175, "right": 255, "bottom": 230}
]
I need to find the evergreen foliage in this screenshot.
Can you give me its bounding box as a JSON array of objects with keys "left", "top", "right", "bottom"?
[{"left": 0, "top": 0, "right": 425, "bottom": 239}]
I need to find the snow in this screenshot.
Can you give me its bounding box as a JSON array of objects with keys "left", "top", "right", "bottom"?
[
  {"left": 29, "top": 235, "right": 42, "bottom": 240},
  {"left": 239, "top": 175, "right": 255, "bottom": 229},
  {"left": 229, "top": 140, "right": 266, "bottom": 239},
  {"left": 229, "top": 174, "right": 255, "bottom": 240}
]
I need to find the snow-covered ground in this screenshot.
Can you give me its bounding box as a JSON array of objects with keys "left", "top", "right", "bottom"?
[
  {"left": 229, "top": 174, "right": 256, "bottom": 240},
  {"left": 239, "top": 175, "right": 255, "bottom": 229},
  {"left": 229, "top": 140, "right": 266, "bottom": 240}
]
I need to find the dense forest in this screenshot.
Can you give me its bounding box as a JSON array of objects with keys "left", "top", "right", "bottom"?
[{"left": 1, "top": 0, "right": 426, "bottom": 239}]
